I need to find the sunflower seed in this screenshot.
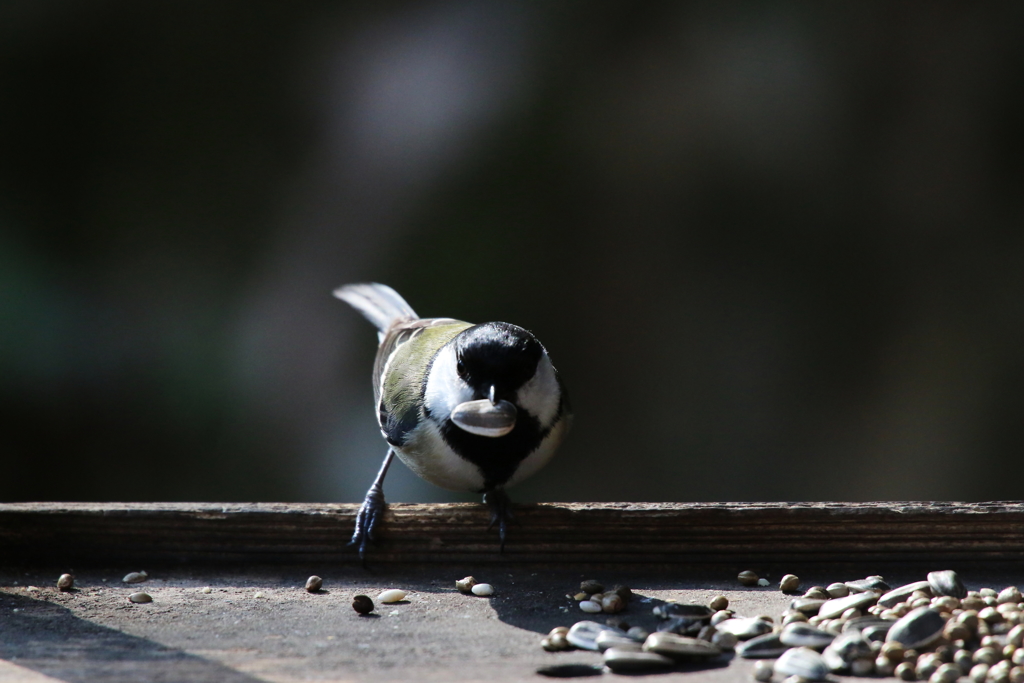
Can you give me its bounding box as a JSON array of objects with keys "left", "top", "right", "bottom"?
[
  {"left": 775, "top": 647, "right": 829, "bottom": 681},
  {"left": 888, "top": 607, "right": 947, "bottom": 650},
  {"left": 643, "top": 631, "right": 721, "bottom": 659},
  {"left": 738, "top": 632, "right": 788, "bottom": 659},
  {"left": 567, "top": 621, "right": 624, "bottom": 651},
  {"left": 819, "top": 591, "right": 881, "bottom": 619},
  {"left": 128, "top": 592, "right": 152, "bottom": 603},
  {"left": 880, "top": 581, "right": 935, "bottom": 608},
  {"left": 791, "top": 598, "right": 827, "bottom": 615},
  {"left": 716, "top": 617, "right": 774, "bottom": 640},
  {"left": 596, "top": 630, "right": 641, "bottom": 652},
  {"left": 603, "top": 648, "right": 675, "bottom": 673},
  {"left": 304, "top": 576, "right": 322, "bottom": 593},
  {"left": 57, "top": 574, "right": 74, "bottom": 591},
  {"left": 122, "top": 571, "right": 148, "bottom": 584},
  {"left": 847, "top": 577, "right": 890, "bottom": 593},
  {"left": 823, "top": 630, "right": 873, "bottom": 670},
  {"left": 781, "top": 623, "right": 836, "bottom": 650},
  {"left": 928, "top": 571, "right": 967, "bottom": 599}
]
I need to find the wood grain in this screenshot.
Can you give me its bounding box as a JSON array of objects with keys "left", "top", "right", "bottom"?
[{"left": 1, "top": 501, "right": 1022, "bottom": 565}]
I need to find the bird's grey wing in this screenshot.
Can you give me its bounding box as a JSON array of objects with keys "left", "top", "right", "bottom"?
[{"left": 373, "top": 318, "right": 471, "bottom": 446}]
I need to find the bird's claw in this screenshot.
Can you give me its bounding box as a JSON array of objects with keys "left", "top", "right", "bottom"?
[
  {"left": 483, "top": 490, "right": 517, "bottom": 552},
  {"left": 349, "top": 482, "right": 386, "bottom": 563}
]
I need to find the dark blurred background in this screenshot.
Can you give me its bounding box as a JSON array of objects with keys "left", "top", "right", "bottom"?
[{"left": 3, "top": 1, "right": 1023, "bottom": 505}]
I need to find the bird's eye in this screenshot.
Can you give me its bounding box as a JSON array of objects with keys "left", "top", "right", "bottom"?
[{"left": 456, "top": 358, "right": 466, "bottom": 376}]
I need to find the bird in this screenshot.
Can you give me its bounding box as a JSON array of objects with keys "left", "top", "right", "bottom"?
[{"left": 334, "top": 282, "right": 570, "bottom": 560}]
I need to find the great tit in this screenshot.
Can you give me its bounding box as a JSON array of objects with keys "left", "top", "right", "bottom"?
[{"left": 334, "top": 283, "right": 570, "bottom": 559}]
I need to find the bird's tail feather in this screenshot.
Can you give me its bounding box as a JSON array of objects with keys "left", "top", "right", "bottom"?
[{"left": 333, "top": 283, "right": 419, "bottom": 333}]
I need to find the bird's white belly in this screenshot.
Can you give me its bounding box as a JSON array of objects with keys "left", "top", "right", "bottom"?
[
  {"left": 504, "top": 416, "right": 567, "bottom": 488},
  {"left": 393, "top": 421, "right": 486, "bottom": 492}
]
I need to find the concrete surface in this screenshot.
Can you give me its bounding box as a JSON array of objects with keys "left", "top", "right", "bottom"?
[{"left": 1, "top": 564, "right": 1022, "bottom": 683}]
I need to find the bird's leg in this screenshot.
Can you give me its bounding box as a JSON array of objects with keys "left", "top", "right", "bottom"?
[
  {"left": 483, "top": 488, "right": 517, "bottom": 552},
  {"left": 349, "top": 448, "right": 395, "bottom": 562}
]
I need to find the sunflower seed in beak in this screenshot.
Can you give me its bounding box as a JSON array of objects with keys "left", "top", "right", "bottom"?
[{"left": 450, "top": 399, "right": 517, "bottom": 437}]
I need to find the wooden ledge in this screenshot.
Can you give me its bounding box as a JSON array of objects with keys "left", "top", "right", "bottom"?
[{"left": 1, "top": 501, "right": 1022, "bottom": 565}]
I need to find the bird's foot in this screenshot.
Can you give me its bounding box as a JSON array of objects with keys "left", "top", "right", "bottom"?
[
  {"left": 349, "top": 482, "right": 386, "bottom": 563},
  {"left": 483, "top": 489, "right": 517, "bottom": 552}
]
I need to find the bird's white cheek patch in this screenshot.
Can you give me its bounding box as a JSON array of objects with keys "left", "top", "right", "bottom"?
[
  {"left": 423, "top": 345, "right": 473, "bottom": 420},
  {"left": 516, "top": 352, "right": 560, "bottom": 428}
]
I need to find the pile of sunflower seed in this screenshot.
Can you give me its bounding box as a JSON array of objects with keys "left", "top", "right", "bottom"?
[
  {"left": 566, "top": 579, "right": 632, "bottom": 615},
  {"left": 538, "top": 571, "right": 1024, "bottom": 681}
]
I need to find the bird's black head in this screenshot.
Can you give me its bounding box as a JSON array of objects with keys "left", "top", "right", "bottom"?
[{"left": 453, "top": 322, "right": 544, "bottom": 403}]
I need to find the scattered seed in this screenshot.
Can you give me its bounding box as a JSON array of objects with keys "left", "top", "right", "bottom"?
[
  {"left": 128, "top": 592, "right": 152, "bottom": 604},
  {"left": 803, "top": 586, "right": 830, "bottom": 600},
  {"left": 738, "top": 571, "right": 759, "bottom": 586},
  {"left": 928, "top": 571, "right": 967, "bottom": 600},
  {"left": 456, "top": 576, "right": 476, "bottom": 594},
  {"left": 601, "top": 594, "right": 624, "bottom": 614},
  {"left": 827, "top": 583, "right": 850, "bottom": 599},
  {"left": 201, "top": 587, "right": 212, "bottom": 594},
  {"left": 757, "top": 578, "right": 770, "bottom": 587},
  {"left": 57, "top": 574, "right": 74, "bottom": 591},
  {"left": 253, "top": 592, "right": 265, "bottom": 599},
  {"left": 710, "top": 595, "right": 729, "bottom": 611},
  {"left": 378, "top": 589, "right": 407, "bottom": 603},
  {"left": 580, "top": 600, "right": 602, "bottom": 614},
  {"left": 896, "top": 661, "right": 917, "bottom": 681},
  {"left": 780, "top": 575, "right": 801, "bottom": 593},
  {"left": 753, "top": 659, "right": 774, "bottom": 681},
  {"left": 122, "top": 571, "right": 148, "bottom": 584},
  {"left": 305, "top": 576, "right": 322, "bottom": 593},
  {"left": 580, "top": 580, "right": 604, "bottom": 594},
  {"left": 471, "top": 583, "right": 494, "bottom": 597},
  {"left": 352, "top": 595, "right": 374, "bottom": 615}
]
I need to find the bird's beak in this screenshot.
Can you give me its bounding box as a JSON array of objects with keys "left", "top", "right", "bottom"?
[
  {"left": 450, "top": 398, "right": 517, "bottom": 438},
  {"left": 488, "top": 385, "right": 497, "bottom": 406}
]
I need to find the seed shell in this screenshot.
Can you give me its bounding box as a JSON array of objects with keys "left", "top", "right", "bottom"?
[{"left": 352, "top": 594, "right": 374, "bottom": 614}]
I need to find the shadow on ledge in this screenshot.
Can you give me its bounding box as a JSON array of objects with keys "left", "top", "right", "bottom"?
[{"left": 0, "top": 592, "right": 264, "bottom": 683}]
